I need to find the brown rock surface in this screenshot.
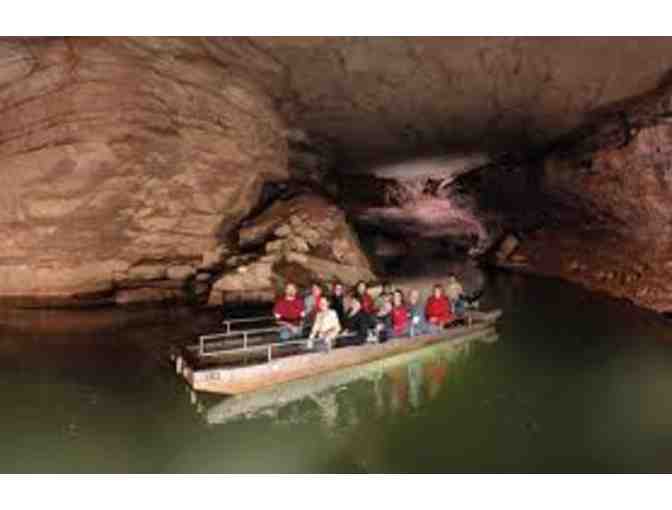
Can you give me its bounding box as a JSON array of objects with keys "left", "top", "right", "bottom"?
[
  {"left": 504, "top": 77, "right": 672, "bottom": 312},
  {"left": 209, "top": 193, "right": 375, "bottom": 304},
  {"left": 4, "top": 37, "right": 672, "bottom": 307},
  {"left": 0, "top": 38, "right": 287, "bottom": 305}
]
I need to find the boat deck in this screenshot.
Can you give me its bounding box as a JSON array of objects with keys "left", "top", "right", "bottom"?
[{"left": 174, "top": 309, "right": 502, "bottom": 396}]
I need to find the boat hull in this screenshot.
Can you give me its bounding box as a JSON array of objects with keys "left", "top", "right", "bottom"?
[{"left": 180, "top": 312, "right": 500, "bottom": 396}]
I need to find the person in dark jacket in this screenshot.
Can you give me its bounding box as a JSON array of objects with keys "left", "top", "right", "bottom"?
[
  {"left": 330, "top": 282, "right": 346, "bottom": 324},
  {"left": 338, "top": 295, "right": 374, "bottom": 347}
]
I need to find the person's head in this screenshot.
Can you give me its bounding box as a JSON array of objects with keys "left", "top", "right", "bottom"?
[
  {"left": 333, "top": 282, "right": 344, "bottom": 296},
  {"left": 312, "top": 283, "right": 323, "bottom": 297},
  {"left": 319, "top": 296, "right": 330, "bottom": 312},
  {"left": 433, "top": 284, "right": 444, "bottom": 298},
  {"left": 383, "top": 293, "right": 392, "bottom": 303},
  {"left": 355, "top": 280, "right": 367, "bottom": 295},
  {"left": 285, "top": 282, "right": 297, "bottom": 298},
  {"left": 393, "top": 289, "right": 404, "bottom": 307},
  {"left": 382, "top": 281, "right": 392, "bottom": 294},
  {"left": 410, "top": 289, "right": 420, "bottom": 305}
]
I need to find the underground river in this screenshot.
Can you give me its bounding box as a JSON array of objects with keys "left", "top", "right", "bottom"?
[{"left": 1, "top": 271, "right": 672, "bottom": 473}]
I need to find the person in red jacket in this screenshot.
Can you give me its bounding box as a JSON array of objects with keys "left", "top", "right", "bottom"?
[
  {"left": 391, "top": 289, "right": 410, "bottom": 338},
  {"left": 425, "top": 284, "right": 453, "bottom": 332},
  {"left": 273, "top": 282, "right": 305, "bottom": 341},
  {"left": 355, "top": 280, "right": 376, "bottom": 315}
]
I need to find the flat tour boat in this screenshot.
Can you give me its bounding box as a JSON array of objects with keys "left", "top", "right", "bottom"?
[{"left": 174, "top": 309, "right": 502, "bottom": 396}]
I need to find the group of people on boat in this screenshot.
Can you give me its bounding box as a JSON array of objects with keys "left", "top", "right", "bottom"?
[{"left": 272, "top": 278, "right": 470, "bottom": 352}]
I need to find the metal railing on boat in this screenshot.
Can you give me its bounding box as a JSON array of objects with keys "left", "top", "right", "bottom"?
[
  {"left": 198, "top": 333, "right": 358, "bottom": 361},
  {"left": 221, "top": 315, "right": 277, "bottom": 334},
  {"left": 199, "top": 327, "right": 282, "bottom": 356}
]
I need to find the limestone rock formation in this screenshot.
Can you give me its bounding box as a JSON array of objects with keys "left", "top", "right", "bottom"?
[
  {"left": 208, "top": 193, "right": 375, "bottom": 305},
  {"left": 505, "top": 77, "right": 672, "bottom": 311},
  {"left": 3, "top": 37, "right": 672, "bottom": 309},
  {"left": 0, "top": 38, "right": 287, "bottom": 306}
]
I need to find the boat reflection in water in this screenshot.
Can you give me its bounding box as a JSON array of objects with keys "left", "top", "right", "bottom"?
[{"left": 197, "top": 330, "right": 498, "bottom": 427}]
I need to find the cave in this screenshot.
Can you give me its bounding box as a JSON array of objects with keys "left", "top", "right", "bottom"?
[
  {"left": 5, "top": 36, "right": 672, "bottom": 475},
  {"left": 2, "top": 36, "right": 672, "bottom": 313}
]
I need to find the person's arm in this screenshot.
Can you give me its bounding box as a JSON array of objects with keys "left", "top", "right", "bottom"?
[{"left": 309, "top": 313, "right": 320, "bottom": 339}]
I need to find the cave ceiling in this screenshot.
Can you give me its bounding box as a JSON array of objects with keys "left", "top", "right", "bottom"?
[{"left": 245, "top": 36, "right": 672, "bottom": 169}]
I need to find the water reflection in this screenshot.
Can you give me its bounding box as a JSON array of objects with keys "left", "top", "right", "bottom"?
[{"left": 202, "top": 334, "right": 496, "bottom": 428}]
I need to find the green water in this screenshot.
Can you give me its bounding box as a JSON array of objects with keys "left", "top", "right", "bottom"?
[{"left": 2, "top": 272, "right": 672, "bottom": 473}]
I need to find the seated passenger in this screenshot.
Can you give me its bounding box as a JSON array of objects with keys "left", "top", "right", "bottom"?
[
  {"left": 338, "top": 295, "right": 374, "bottom": 347},
  {"left": 446, "top": 275, "right": 466, "bottom": 319},
  {"left": 354, "top": 280, "right": 376, "bottom": 315},
  {"left": 408, "top": 289, "right": 430, "bottom": 336},
  {"left": 375, "top": 281, "right": 393, "bottom": 311},
  {"left": 273, "top": 282, "right": 305, "bottom": 341},
  {"left": 390, "top": 289, "right": 410, "bottom": 338},
  {"left": 303, "top": 283, "right": 323, "bottom": 332},
  {"left": 374, "top": 293, "right": 393, "bottom": 342},
  {"left": 330, "top": 282, "right": 346, "bottom": 324},
  {"left": 309, "top": 296, "right": 341, "bottom": 352},
  {"left": 425, "top": 284, "right": 454, "bottom": 332}
]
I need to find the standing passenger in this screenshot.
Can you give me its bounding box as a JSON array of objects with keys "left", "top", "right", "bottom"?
[{"left": 273, "top": 282, "right": 305, "bottom": 341}]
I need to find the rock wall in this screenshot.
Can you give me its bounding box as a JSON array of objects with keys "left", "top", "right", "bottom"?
[
  {"left": 0, "top": 38, "right": 288, "bottom": 306},
  {"left": 208, "top": 193, "right": 375, "bottom": 305},
  {"left": 495, "top": 76, "right": 672, "bottom": 312},
  {"left": 4, "top": 37, "right": 672, "bottom": 308}
]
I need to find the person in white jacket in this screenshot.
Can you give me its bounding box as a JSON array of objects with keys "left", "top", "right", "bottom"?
[{"left": 309, "top": 296, "right": 341, "bottom": 352}]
